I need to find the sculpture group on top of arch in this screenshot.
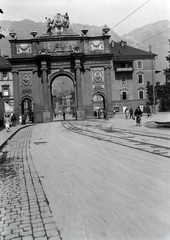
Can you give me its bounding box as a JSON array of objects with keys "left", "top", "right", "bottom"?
[{"left": 46, "top": 12, "right": 70, "bottom": 35}]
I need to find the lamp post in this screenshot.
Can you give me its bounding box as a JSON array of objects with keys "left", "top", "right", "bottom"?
[{"left": 149, "top": 44, "right": 155, "bottom": 113}]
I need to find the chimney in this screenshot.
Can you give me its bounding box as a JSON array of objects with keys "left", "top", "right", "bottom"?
[
  {"left": 111, "top": 41, "right": 114, "bottom": 47},
  {"left": 120, "top": 40, "right": 127, "bottom": 47}
]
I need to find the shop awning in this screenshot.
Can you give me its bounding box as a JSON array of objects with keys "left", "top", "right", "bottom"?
[{"left": 4, "top": 102, "right": 13, "bottom": 113}]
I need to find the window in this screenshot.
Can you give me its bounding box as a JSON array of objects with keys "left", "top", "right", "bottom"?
[
  {"left": 121, "top": 75, "right": 127, "bottom": 85},
  {"left": 139, "top": 90, "right": 144, "bottom": 99},
  {"left": 137, "top": 61, "right": 143, "bottom": 69},
  {"left": 121, "top": 91, "right": 127, "bottom": 100},
  {"left": 137, "top": 73, "right": 144, "bottom": 84},
  {"left": 3, "top": 73, "right": 8, "bottom": 80},
  {"left": 2, "top": 85, "right": 10, "bottom": 96},
  {"left": 122, "top": 91, "right": 127, "bottom": 99}
]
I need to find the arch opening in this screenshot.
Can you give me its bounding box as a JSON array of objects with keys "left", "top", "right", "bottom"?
[
  {"left": 21, "top": 98, "right": 34, "bottom": 123},
  {"left": 92, "top": 93, "right": 106, "bottom": 119},
  {"left": 51, "top": 75, "right": 76, "bottom": 121}
]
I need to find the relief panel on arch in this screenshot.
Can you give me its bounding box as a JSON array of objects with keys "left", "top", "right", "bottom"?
[
  {"left": 17, "top": 44, "right": 32, "bottom": 54},
  {"left": 92, "top": 68, "right": 105, "bottom": 91},
  {"left": 19, "top": 71, "right": 32, "bottom": 95},
  {"left": 89, "top": 40, "right": 104, "bottom": 52}
]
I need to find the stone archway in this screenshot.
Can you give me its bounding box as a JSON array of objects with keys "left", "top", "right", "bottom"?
[
  {"left": 92, "top": 92, "right": 107, "bottom": 118},
  {"left": 49, "top": 71, "right": 76, "bottom": 120},
  {"left": 20, "top": 96, "right": 34, "bottom": 122}
]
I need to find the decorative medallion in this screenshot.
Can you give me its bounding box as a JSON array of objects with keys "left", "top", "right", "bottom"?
[
  {"left": 93, "top": 69, "right": 103, "bottom": 82},
  {"left": 21, "top": 73, "right": 31, "bottom": 86}
]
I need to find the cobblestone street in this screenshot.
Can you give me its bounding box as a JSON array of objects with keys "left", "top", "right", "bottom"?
[
  {"left": 0, "top": 127, "right": 61, "bottom": 240},
  {"left": 0, "top": 113, "right": 170, "bottom": 240}
]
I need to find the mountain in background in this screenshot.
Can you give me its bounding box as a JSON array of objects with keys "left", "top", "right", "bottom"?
[
  {"left": 122, "top": 20, "right": 170, "bottom": 82},
  {"left": 0, "top": 19, "right": 170, "bottom": 82}
]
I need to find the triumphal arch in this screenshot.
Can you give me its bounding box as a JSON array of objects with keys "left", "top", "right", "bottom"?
[{"left": 9, "top": 13, "right": 113, "bottom": 122}]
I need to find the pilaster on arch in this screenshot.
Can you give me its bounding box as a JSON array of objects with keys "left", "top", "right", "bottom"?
[{"left": 48, "top": 70, "right": 76, "bottom": 87}]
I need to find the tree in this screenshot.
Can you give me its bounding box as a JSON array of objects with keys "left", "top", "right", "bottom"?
[
  {"left": 157, "top": 81, "right": 170, "bottom": 111},
  {"left": 146, "top": 81, "right": 158, "bottom": 108},
  {"left": 146, "top": 81, "right": 154, "bottom": 106}
]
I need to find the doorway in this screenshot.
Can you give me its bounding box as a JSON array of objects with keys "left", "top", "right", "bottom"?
[
  {"left": 51, "top": 75, "right": 76, "bottom": 121},
  {"left": 92, "top": 93, "right": 106, "bottom": 118},
  {"left": 21, "top": 98, "right": 34, "bottom": 122}
]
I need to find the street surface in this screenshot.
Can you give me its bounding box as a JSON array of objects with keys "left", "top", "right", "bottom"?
[{"left": 1, "top": 115, "right": 170, "bottom": 240}]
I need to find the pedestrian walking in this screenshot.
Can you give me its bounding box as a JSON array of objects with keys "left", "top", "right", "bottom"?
[
  {"left": 22, "top": 114, "right": 26, "bottom": 125},
  {"left": 63, "top": 111, "right": 66, "bottom": 121},
  {"left": 94, "top": 110, "right": 97, "bottom": 118},
  {"left": 134, "top": 106, "right": 142, "bottom": 126},
  {"left": 4, "top": 115, "right": 11, "bottom": 132},
  {"left": 129, "top": 108, "right": 133, "bottom": 119},
  {"left": 125, "top": 108, "right": 129, "bottom": 119},
  {"left": 98, "top": 109, "right": 101, "bottom": 119},
  {"left": 19, "top": 114, "right": 22, "bottom": 124},
  {"left": 146, "top": 106, "right": 151, "bottom": 117},
  {"left": 103, "top": 109, "right": 108, "bottom": 120},
  {"left": 11, "top": 113, "right": 17, "bottom": 126}
]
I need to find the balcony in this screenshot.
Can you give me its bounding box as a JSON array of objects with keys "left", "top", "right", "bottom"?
[
  {"left": 120, "top": 94, "right": 129, "bottom": 100},
  {"left": 116, "top": 67, "right": 133, "bottom": 72}
]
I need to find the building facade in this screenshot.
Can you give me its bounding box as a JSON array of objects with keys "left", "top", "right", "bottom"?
[
  {"left": 8, "top": 13, "right": 157, "bottom": 123},
  {"left": 110, "top": 40, "right": 157, "bottom": 112},
  {"left": 0, "top": 56, "right": 14, "bottom": 108}
]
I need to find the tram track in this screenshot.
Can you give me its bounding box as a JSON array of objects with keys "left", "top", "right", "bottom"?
[{"left": 62, "top": 120, "right": 170, "bottom": 159}]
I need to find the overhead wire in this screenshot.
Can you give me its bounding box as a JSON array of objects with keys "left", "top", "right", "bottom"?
[
  {"left": 110, "top": 0, "right": 151, "bottom": 30},
  {"left": 142, "top": 41, "right": 170, "bottom": 48},
  {"left": 108, "top": 0, "right": 169, "bottom": 49},
  {"left": 140, "top": 28, "right": 170, "bottom": 43}
]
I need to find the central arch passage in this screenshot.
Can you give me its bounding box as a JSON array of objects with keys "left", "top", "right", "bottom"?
[{"left": 51, "top": 76, "right": 76, "bottom": 121}]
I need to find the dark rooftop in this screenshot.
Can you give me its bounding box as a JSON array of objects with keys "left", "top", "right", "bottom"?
[
  {"left": 110, "top": 40, "right": 157, "bottom": 59},
  {"left": 0, "top": 56, "right": 12, "bottom": 70}
]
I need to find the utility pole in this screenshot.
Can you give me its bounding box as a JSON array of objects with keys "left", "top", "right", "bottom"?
[{"left": 149, "top": 44, "right": 155, "bottom": 113}]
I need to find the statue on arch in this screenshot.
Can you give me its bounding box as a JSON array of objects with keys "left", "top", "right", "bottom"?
[
  {"left": 45, "top": 17, "right": 54, "bottom": 35},
  {"left": 46, "top": 12, "right": 70, "bottom": 34}
]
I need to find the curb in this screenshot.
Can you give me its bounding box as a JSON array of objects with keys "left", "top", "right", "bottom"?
[{"left": 0, "top": 124, "right": 33, "bottom": 150}]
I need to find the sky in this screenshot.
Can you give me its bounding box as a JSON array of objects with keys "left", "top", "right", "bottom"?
[{"left": 0, "top": 0, "right": 170, "bottom": 35}]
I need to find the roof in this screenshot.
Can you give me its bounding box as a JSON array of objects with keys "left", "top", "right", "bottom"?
[
  {"left": 110, "top": 41, "right": 157, "bottom": 59},
  {"left": 0, "top": 56, "right": 12, "bottom": 70}
]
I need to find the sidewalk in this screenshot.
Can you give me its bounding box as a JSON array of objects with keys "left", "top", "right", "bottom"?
[
  {"left": 0, "top": 124, "right": 32, "bottom": 149},
  {"left": 89, "top": 112, "right": 170, "bottom": 133}
]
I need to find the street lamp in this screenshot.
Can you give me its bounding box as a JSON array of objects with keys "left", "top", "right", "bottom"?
[{"left": 149, "top": 44, "right": 155, "bottom": 113}]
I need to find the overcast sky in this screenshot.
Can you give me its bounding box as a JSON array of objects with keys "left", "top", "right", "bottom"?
[{"left": 0, "top": 0, "right": 170, "bottom": 35}]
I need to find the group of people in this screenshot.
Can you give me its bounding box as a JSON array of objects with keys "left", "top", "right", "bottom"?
[
  {"left": 124, "top": 106, "right": 143, "bottom": 126},
  {"left": 94, "top": 109, "right": 108, "bottom": 120},
  {"left": 4, "top": 113, "right": 17, "bottom": 132},
  {"left": 124, "top": 107, "right": 134, "bottom": 119},
  {"left": 4, "top": 113, "right": 28, "bottom": 132}
]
